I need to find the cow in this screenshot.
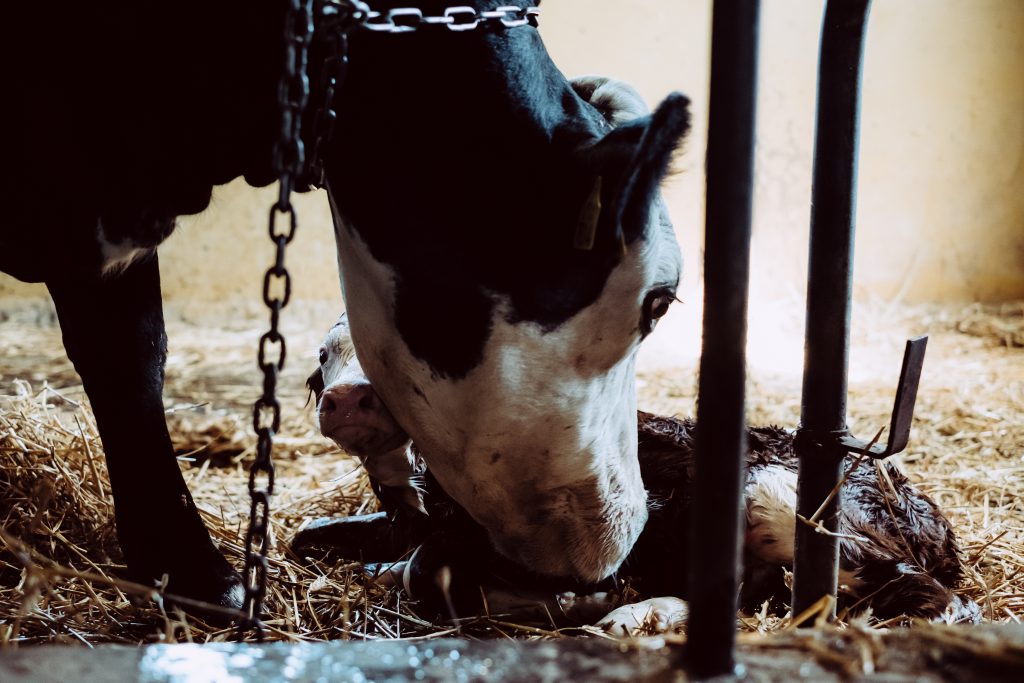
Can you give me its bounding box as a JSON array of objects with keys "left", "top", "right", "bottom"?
[
  {"left": 2, "top": 3, "right": 689, "bottom": 611},
  {"left": 296, "top": 314, "right": 981, "bottom": 633}
]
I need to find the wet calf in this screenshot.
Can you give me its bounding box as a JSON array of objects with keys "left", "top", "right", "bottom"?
[{"left": 296, "top": 318, "right": 979, "bottom": 633}]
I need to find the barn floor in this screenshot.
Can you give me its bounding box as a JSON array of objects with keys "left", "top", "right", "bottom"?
[{"left": 0, "top": 298, "right": 1021, "bottom": 650}]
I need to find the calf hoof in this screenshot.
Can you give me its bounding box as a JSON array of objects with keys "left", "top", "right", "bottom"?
[{"left": 292, "top": 512, "right": 413, "bottom": 564}]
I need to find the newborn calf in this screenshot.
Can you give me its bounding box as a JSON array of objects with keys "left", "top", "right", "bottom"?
[
  {"left": 305, "top": 314, "right": 425, "bottom": 513},
  {"left": 297, "top": 315, "right": 979, "bottom": 633}
]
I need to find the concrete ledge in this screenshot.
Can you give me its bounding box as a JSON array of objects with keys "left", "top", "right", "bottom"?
[
  {"left": 2, "top": 624, "right": 1023, "bottom": 682},
  {"left": 0, "top": 638, "right": 672, "bottom": 683}
]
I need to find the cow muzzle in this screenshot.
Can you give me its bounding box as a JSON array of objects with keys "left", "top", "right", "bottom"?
[{"left": 479, "top": 471, "right": 649, "bottom": 583}]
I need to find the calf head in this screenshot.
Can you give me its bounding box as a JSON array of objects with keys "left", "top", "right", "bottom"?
[
  {"left": 307, "top": 314, "right": 421, "bottom": 505},
  {"left": 328, "top": 27, "right": 690, "bottom": 584}
]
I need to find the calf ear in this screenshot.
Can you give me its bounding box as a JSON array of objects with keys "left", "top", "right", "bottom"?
[
  {"left": 580, "top": 93, "right": 691, "bottom": 247},
  {"left": 305, "top": 367, "right": 325, "bottom": 405}
]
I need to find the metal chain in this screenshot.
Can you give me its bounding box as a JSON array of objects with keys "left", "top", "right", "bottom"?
[
  {"left": 306, "top": 3, "right": 540, "bottom": 188},
  {"left": 240, "top": 0, "right": 314, "bottom": 642},
  {"left": 307, "top": 1, "right": 370, "bottom": 188},
  {"left": 238, "top": 0, "right": 541, "bottom": 640},
  {"left": 361, "top": 4, "right": 540, "bottom": 33},
  {"left": 318, "top": 2, "right": 539, "bottom": 35},
  {"left": 306, "top": 1, "right": 541, "bottom": 189}
]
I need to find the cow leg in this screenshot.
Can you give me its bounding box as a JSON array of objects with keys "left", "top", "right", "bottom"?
[{"left": 46, "top": 255, "right": 243, "bottom": 611}]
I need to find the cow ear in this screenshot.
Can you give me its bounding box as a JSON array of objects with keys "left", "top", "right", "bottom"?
[{"left": 579, "top": 92, "right": 691, "bottom": 247}]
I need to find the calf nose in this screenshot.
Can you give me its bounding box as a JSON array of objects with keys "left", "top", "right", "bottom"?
[
  {"left": 317, "top": 382, "right": 408, "bottom": 458},
  {"left": 320, "top": 383, "right": 380, "bottom": 420}
]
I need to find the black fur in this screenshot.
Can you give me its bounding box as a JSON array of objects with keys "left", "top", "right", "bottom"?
[{"left": 328, "top": 13, "right": 689, "bottom": 377}]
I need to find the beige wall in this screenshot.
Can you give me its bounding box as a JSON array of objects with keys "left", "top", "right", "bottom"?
[
  {"left": 2, "top": 0, "right": 1022, "bottom": 306},
  {"left": 749, "top": 0, "right": 1024, "bottom": 303}
]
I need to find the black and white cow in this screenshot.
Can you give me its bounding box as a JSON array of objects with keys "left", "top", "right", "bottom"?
[
  {"left": 2, "top": 3, "right": 689, "bottom": 609},
  {"left": 298, "top": 314, "right": 981, "bottom": 633}
]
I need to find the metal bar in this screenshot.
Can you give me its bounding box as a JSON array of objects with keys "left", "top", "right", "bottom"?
[
  {"left": 839, "top": 335, "right": 929, "bottom": 457},
  {"left": 792, "top": 0, "right": 872, "bottom": 621},
  {"left": 684, "top": 0, "right": 760, "bottom": 677},
  {"left": 880, "top": 335, "right": 927, "bottom": 454}
]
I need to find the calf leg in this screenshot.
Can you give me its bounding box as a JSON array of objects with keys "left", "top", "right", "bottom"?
[
  {"left": 46, "top": 255, "right": 243, "bottom": 610},
  {"left": 292, "top": 511, "right": 419, "bottom": 564}
]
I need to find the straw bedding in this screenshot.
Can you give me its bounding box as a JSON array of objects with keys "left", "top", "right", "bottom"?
[{"left": 0, "top": 300, "right": 1021, "bottom": 647}]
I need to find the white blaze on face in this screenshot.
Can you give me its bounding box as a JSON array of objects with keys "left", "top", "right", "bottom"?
[{"left": 330, "top": 190, "right": 682, "bottom": 582}]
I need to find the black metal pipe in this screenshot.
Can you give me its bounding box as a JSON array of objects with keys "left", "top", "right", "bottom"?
[
  {"left": 792, "top": 0, "right": 872, "bottom": 621},
  {"left": 684, "top": 0, "right": 760, "bottom": 677}
]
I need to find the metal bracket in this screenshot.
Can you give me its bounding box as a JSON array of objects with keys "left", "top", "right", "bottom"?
[{"left": 838, "top": 335, "right": 928, "bottom": 458}]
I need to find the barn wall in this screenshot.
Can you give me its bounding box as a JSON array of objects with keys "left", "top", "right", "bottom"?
[{"left": 2, "top": 0, "right": 1021, "bottom": 307}]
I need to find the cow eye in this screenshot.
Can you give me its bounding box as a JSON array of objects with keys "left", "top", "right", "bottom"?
[
  {"left": 318, "top": 347, "right": 328, "bottom": 365},
  {"left": 641, "top": 288, "right": 676, "bottom": 336}
]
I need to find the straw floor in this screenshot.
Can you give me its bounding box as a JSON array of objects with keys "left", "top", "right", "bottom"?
[{"left": 0, "top": 299, "right": 1021, "bottom": 647}]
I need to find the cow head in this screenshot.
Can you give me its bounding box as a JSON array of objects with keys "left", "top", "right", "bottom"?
[{"left": 326, "top": 24, "right": 690, "bottom": 583}]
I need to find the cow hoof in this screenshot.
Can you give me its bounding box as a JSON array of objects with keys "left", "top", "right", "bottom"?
[
  {"left": 596, "top": 597, "right": 690, "bottom": 638},
  {"left": 129, "top": 547, "right": 245, "bottom": 625},
  {"left": 168, "top": 559, "right": 246, "bottom": 616}
]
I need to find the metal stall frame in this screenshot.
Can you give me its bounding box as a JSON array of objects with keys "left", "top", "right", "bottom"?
[
  {"left": 689, "top": 0, "right": 929, "bottom": 672},
  {"left": 792, "top": 0, "right": 928, "bottom": 621},
  {"left": 791, "top": 0, "right": 875, "bottom": 621},
  {"left": 684, "top": 0, "right": 760, "bottom": 678}
]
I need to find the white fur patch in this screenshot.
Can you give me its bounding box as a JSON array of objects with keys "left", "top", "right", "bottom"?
[
  {"left": 745, "top": 465, "right": 798, "bottom": 565},
  {"left": 745, "top": 465, "right": 864, "bottom": 591}
]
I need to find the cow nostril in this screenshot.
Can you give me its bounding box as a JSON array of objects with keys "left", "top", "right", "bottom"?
[
  {"left": 358, "top": 393, "right": 377, "bottom": 411},
  {"left": 321, "top": 397, "right": 336, "bottom": 413}
]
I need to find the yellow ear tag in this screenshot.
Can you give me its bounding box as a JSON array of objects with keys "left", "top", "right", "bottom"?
[{"left": 573, "top": 175, "right": 603, "bottom": 251}]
